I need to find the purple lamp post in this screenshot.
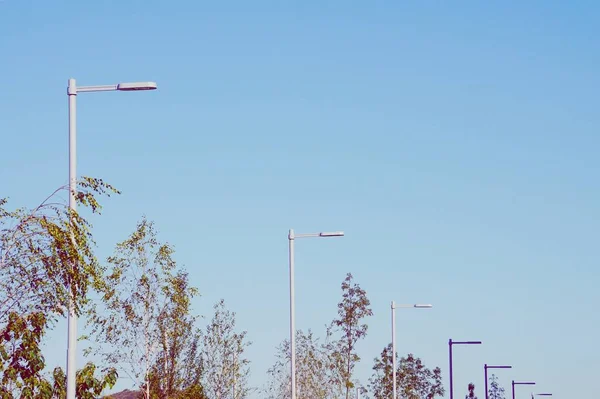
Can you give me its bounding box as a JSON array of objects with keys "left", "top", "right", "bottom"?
[
  {"left": 533, "top": 394, "right": 552, "bottom": 398},
  {"left": 512, "top": 381, "right": 535, "bottom": 399},
  {"left": 484, "top": 364, "right": 512, "bottom": 399},
  {"left": 448, "top": 339, "right": 482, "bottom": 399}
]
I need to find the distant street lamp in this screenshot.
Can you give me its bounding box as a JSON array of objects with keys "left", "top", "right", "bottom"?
[
  {"left": 448, "top": 339, "right": 482, "bottom": 399},
  {"left": 391, "top": 302, "right": 432, "bottom": 399},
  {"left": 66, "top": 78, "right": 157, "bottom": 399},
  {"left": 512, "top": 380, "right": 536, "bottom": 399},
  {"left": 484, "top": 364, "right": 512, "bottom": 399},
  {"left": 288, "top": 229, "right": 344, "bottom": 399}
]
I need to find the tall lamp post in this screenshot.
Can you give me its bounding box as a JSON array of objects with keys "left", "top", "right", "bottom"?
[
  {"left": 512, "top": 380, "right": 535, "bottom": 399},
  {"left": 484, "top": 364, "right": 512, "bottom": 399},
  {"left": 391, "top": 302, "right": 432, "bottom": 399},
  {"left": 288, "top": 229, "right": 344, "bottom": 399},
  {"left": 448, "top": 339, "right": 482, "bottom": 399},
  {"left": 66, "top": 78, "right": 157, "bottom": 399}
]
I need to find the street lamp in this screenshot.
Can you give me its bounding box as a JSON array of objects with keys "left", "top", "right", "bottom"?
[
  {"left": 484, "top": 364, "right": 512, "bottom": 399},
  {"left": 66, "top": 78, "right": 157, "bottom": 399},
  {"left": 512, "top": 381, "right": 535, "bottom": 399},
  {"left": 448, "top": 339, "right": 482, "bottom": 399},
  {"left": 391, "top": 302, "right": 432, "bottom": 399},
  {"left": 288, "top": 229, "right": 344, "bottom": 399}
]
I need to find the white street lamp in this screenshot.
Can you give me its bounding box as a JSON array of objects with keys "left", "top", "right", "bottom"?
[
  {"left": 391, "top": 302, "right": 433, "bottom": 399},
  {"left": 66, "top": 78, "right": 157, "bottom": 399},
  {"left": 288, "top": 229, "right": 344, "bottom": 399}
]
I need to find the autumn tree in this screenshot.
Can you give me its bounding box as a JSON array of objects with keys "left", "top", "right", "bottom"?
[
  {"left": 396, "top": 354, "right": 444, "bottom": 399},
  {"left": 201, "top": 299, "right": 252, "bottom": 399},
  {"left": 368, "top": 344, "right": 443, "bottom": 399},
  {"left": 51, "top": 363, "right": 118, "bottom": 399},
  {"left": 0, "top": 178, "right": 119, "bottom": 324},
  {"left": 327, "top": 273, "right": 373, "bottom": 399},
  {"left": 264, "top": 329, "right": 342, "bottom": 399},
  {"left": 0, "top": 178, "right": 120, "bottom": 398},
  {"left": 368, "top": 343, "right": 395, "bottom": 399},
  {"left": 87, "top": 217, "right": 201, "bottom": 399},
  {"left": 0, "top": 311, "right": 118, "bottom": 399},
  {"left": 488, "top": 374, "right": 506, "bottom": 399},
  {"left": 146, "top": 271, "right": 205, "bottom": 398}
]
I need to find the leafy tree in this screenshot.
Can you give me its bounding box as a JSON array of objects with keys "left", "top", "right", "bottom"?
[
  {"left": 264, "top": 329, "right": 342, "bottom": 399},
  {"left": 0, "top": 178, "right": 119, "bottom": 398},
  {"left": 0, "top": 312, "right": 53, "bottom": 397},
  {"left": 87, "top": 217, "right": 200, "bottom": 399},
  {"left": 465, "top": 383, "right": 477, "bottom": 399},
  {"left": 146, "top": 271, "right": 205, "bottom": 398},
  {"left": 368, "top": 343, "right": 395, "bottom": 399},
  {"left": 397, "top": 354, "right": 443, "bottom": 399},
  {"left": 488, "top": 374, "right": 505, "bottom": 399},
  {"left": 369, "top": 344, "right": 444, "bottom": 399},
  {"left": 0, "top": 177, "right": 119, "bottom": 324},
  {"left": 51, "top": 363, "right": 118, "bottom": 399},
  {"left": 327, "top": 273, "right": 373, "bottom": 399},
  {"left": 0, "top": 311, "right": 117, "bottom": 399},
  {"left": 201, "top": 299, "right": 251, "bottom": 399}
]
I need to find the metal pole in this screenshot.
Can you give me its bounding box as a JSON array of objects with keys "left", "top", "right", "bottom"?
[
  {"left": 289, "top": 229, "right": 296, "bottom": 399},
  {"left": 392, "top": 301, "right": 397, "bottom": 399},
  {"left": 66, "top": 78, "right": 77, "bottom": 399},
  {"left": 484, "top": 365, "right": 488, "bottom": 399},
  {"left": 512, "top": 381, "right": 515, "bottom": 399},
  {"left": 449, "top": 339, "right": 454, "bottom": 399}
]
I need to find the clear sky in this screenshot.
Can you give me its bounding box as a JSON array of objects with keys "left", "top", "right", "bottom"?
[{"left": 1, "top": 1, "right": 598, "bottom": 398}]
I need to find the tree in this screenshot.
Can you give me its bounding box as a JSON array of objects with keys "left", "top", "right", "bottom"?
[
  {"left": 369, "top": 344, "right": 444, "bottom": 399},
  {"left": 87, "top": 217, "right": 201, "bottom": 399},
  {"left": 0, "top": 177, "right": 119, "bottom": 324},
  {"left": 368, "top": 343, "right": 395, "bottom": 399},
  {"left": 146, "top": 271, "right": 205, "bottom": 398},
  {"left": 397, "top": 354, "right": 443, "bottom": 399},
  {"left": 51, "top": 362, "right": 118, "bottom": 399},
  {"left": 201, "top": 299, "right": 251, "bottom": 399},
  {"left": 264, "top": 329, "right": 342, "bottom": 399},
  {"left": 0, "top": 311, "right": 117, "bottom": 399},
  {"left": 466, "top": 383, "right": 477, "bottom": 399},
  {"left": 0, "top": 312, "right": 53, "bottom": 397},
  {"left": 488, "top": 374, "right": 505, "bottom": 399},
  {"left": 0, "top": 178, "right": 119, "bottom": 398},
  {"left": 327, "top": 273, "right": 373, "bottom": 399}
]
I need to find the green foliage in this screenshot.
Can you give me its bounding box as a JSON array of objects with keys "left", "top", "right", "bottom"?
[
  {"left": 51, "top": 363, "right": 118, "bottom": 399},
  {"left": 146, "top": 271, "right": 203, "bottom": 398},
  {"left": 327, "top": 273, "right": 373, "bottom": 399},
  {"left": 0, "top": 312, "right": 51, "bottom": 397},
  {"left": 264, "top": 329, "right": 341, "bottom": 399},
  {"left": 264, "top": 273, "right": 371, "bottom": 399},
  {"left": 369, "top": 344, "right": 444, "bottom": 399},
  {"left": 0, "top": 312, "right": 117, "bottom": 399},
  {"left": 0, "top": 177, "right": 120, "bottom": 323},
  {"left": 202, "top": 299, "right": 252, "bottom": 399},
  {"left": 88, "top": 217, "right": 203, "bottom": 399},
  {"left": 0, "top": 178, "right": 119, "bottom": 398}
]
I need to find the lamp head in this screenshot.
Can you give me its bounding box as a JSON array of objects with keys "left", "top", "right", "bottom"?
[
  {"left": 117, "top": 82, "right": 158, "bottom": 91},
  {"left": 319, "top": 231, "right": 344, "bottom": 237}
]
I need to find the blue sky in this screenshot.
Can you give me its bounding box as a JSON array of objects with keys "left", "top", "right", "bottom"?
[{"left": 1, "top": 1, "right": 598, "bottom": 398}]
